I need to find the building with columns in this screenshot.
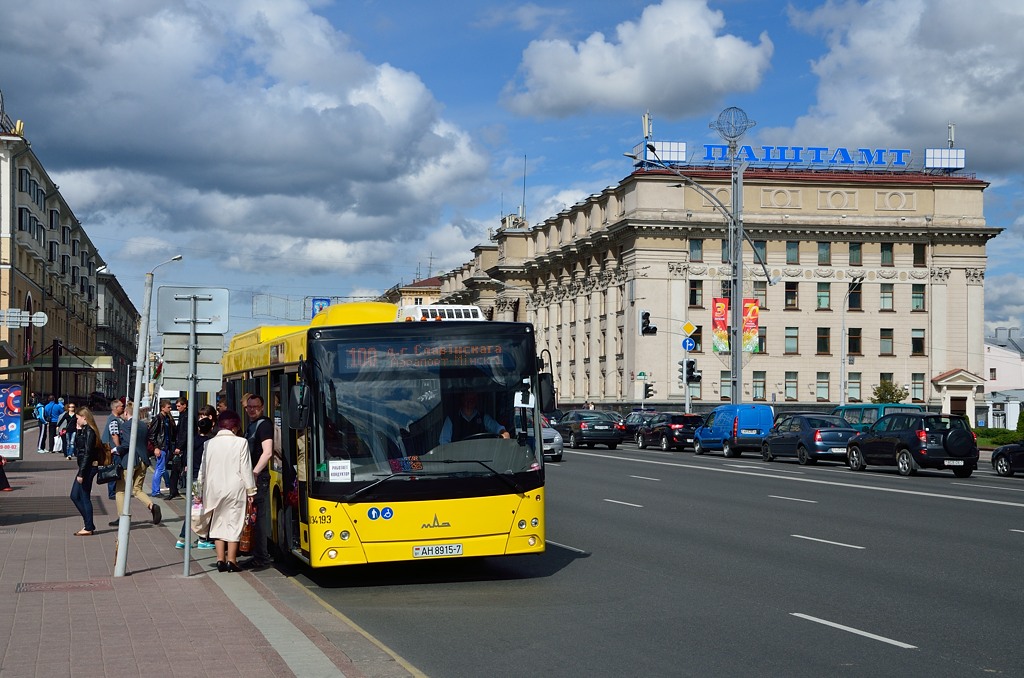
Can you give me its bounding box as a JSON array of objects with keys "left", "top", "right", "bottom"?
[{"left": 438, "top": 138, "right": 1000, "bottom": 420}]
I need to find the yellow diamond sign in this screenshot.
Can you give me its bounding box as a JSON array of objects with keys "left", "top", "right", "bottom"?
[{"left": 682, "top": 321, "right": 696, "bottom": 337}]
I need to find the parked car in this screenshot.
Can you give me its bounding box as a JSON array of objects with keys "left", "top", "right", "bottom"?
[
  {"left": 831, "top": 403, "right": 925, "bottom": 432},
  {"left": 846, "top": 412, "right": 978, "bottom": 477},
  {"left": 693, "top": 404, "right": 775, "bottom": 457},
  {"left": 762, "top": 414, "right": 859, "bottom": 465},
  {"left": 637, "top": 412, "right": 704, "bottom": 451},
  {"left": 622, "top": 410, "right": 657, "bottom": 442},
  {"left": 991, "top": 441, "right": 1024, "bottom": 477},
  {"left": 515, "top": 407, "right": 564, "bottom": 462},
  {"left": 551, "top": 409, "right": 625, "bottom": 450}
]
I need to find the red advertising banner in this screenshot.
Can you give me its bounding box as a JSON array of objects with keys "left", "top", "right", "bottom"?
[
  {"left": 712, "top": 297, "right": 729, "bottom": 353},
  {"left": 742, "top": 298, "right": 760, "bottom": 353}
]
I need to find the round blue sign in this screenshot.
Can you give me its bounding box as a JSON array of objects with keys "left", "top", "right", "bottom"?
[{"left": 682, "top": 337, "right": 696, "bottom": 351}]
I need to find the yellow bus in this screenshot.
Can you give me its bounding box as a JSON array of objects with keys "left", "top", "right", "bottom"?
[{"left": 221, "top": 301, "right": 554, "bottom": 568}]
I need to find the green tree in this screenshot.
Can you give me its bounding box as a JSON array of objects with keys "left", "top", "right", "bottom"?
[{"left": 870, "top": 380, "right": 909, "bottom": 404}]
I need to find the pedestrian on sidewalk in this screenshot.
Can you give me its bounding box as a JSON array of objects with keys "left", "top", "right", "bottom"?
[
  {"left": 57, "top": 402, "right": 78, "bottom": 460},
  {"left": 177, "top": 404, "right": 216, "bottom": 548},
  {"left": 167, "top": 397, "right": 188, "bottom": 499},
  {"left": 33, "top": 397, "right": 47, "bottom": 453},
  {"left": 147, "top": 399, "right": 175, "bottom": 497},
  {"left": 111, "top": 401, "right": 161, "bottom": 527},
  {"left": 43, "top": 395, "right": 61, "bottom": 453},
  {"left": 198, "top": 410, "right": 255, "bottom": 572},
  {"left": 69, "top": 406, "right": 104, "bottom": 536},
  {"left": 241, "top": 393, "right": 274, "bottom": 570},
  {"left": 102, "top": 399, "right": 125, "bottom": 500},
  {"left": 0, "top": 454, "right": 11, "bottom": 491}
]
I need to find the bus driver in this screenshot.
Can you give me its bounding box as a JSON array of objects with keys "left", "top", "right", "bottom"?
[{"left": 439, "top": 391, "right": 510, "bottom": 445}]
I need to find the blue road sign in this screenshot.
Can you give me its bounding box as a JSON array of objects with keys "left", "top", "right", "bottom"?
[{"left": 682, "top": 337, "right": 696, "bottom": 351}]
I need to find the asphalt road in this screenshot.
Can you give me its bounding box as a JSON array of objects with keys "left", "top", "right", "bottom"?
[{"left": 296, "top": 444, "right": 1024, "bottom": 677}]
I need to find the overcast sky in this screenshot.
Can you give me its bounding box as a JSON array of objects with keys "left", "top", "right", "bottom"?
[{"left": 1, "top": 0, "right": 1021, "bottom": 337}]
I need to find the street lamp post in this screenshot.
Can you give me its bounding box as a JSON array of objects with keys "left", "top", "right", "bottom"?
[
  {"left": 113, "top": 254, "right": 182, "bottom": 577},
  {"left": 627, "top": 107, "right": 768, "bottom": 404},
  {"left": 839, "top": 274, "right": 865, "bottom": 407}
]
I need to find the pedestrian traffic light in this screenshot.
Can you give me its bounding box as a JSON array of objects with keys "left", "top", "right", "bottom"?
[
  {"left": 678, "top": 360, "right": 687, "bottom": 383},
  {"left": 685, "top": 359, "right": 702, "bottom": 384},
  {"left": 639, "top": 309, "right": 657, "bottom": 336},
  {"left": 644, "top": 382, "right": 655, "bottom": 399}
]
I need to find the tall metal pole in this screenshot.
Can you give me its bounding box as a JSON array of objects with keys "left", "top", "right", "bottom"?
[
  {"left": 839, "top": 276, "right": 864, "bottom": 407},
  {"left": 729, "top": 156, "right": 746, "bottom": 404},
  {"left": 114, "top": 255, "right": 182, "bottom": 577}
]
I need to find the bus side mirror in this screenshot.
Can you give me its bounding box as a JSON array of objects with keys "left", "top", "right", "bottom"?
[
  {"left": 289, "top": 383, "right": 310, "bottom": 429},
  {"left": 538, "top": 373, "right": 556, "bottom": 413}
]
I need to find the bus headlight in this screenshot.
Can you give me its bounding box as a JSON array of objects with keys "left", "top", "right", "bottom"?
[
  {"left": 518, "top": 520, "right": 527, "bottom": 530},
  {"left": 528, "top": 537, "right": 537, "bottom": 546},
  {"left": 327, "top": 549, "right": 338, "bottom": 559},
  {"left": 340, "top": 530, "right": 350, "bottom": 541},
  {"left": 324, "top": 530, "right": 335, "bottom": 540}
]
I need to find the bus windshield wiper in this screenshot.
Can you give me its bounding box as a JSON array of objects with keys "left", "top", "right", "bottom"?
[
  {"left": 340, "top": 471, "right": 438, "bottom": 503},
  {"left": 439, "top": 458, "right": 524, "bottom": 495}
]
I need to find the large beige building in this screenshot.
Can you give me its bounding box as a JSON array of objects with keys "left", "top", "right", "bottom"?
[
  {"left": 439, "top": 142, "right": 1001, "bottom": 419},
  {"left": 1, "top": 115, "right": 108, "bottom": 400}
]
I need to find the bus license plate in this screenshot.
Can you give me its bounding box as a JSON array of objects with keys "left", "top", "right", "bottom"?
[
  {"left": 945, "top": 460, "right": 965, "bottom": 466},
  {"left": 413, "top": 543, "right": 463, "bottom": 558}
]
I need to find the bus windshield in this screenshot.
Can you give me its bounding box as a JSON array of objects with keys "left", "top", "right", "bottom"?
[{"left": 306, "top": 322, "right": 543, "bottom": 501}]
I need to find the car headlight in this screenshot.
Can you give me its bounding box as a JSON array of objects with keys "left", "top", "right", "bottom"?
[{"left": 553, "top": 432, "right": 562, "bottom": 443}]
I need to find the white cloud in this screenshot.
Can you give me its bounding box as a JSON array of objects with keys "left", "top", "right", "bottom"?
[{"left": 502, "top": 0, "right": 773, "bottom": 118}]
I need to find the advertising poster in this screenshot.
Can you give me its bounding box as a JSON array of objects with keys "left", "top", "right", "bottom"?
[
  {"left": 712, "top": 298, "right": 729, "bottom": 353},
  {"left": 0, "top": 383, "right": 23, "bottom": 459},
  {"left": 742, "top": 299, "right": 760, "bottom": 353}
]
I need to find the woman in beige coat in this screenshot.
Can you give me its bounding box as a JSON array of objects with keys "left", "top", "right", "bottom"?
[{"left": 197, "top": 410, "right": 255, "bottom": 572}]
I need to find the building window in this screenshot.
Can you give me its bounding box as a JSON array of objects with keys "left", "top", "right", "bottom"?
[
  {"left": 911, "top": 329, "right": 926, "bottom": 355},
  {"left": 880, "top": 283, "right": 894, "bottom": 310},
  {"left": 848, "top": 282, "right": 863, "bottom": 310},
  {"left": 880, "top": 329, "right": 894, "bottom": 355},
  {"left": 785, "top": 372, "right": 798, "bottom": 401},
  {"left": 689, "top": 280, "right": 704, "bottom": 307},
  {"left": 757, "top": 326, "right": 767, "bottom": 353},
  {"left": 785, "top": 282, "right": 799, "bottom": 309},
  {"left": 880, "top": 372, "right": 894, "bottom": 386},
  {"left": 786, "top": 241, "right": 799, "bottom": 264},
  {"left": 413, "top": 297, "right": 423, "bottom": 305},
  {"left": 753, "top": 280, "right": 767, "bottom": 310},
  {"left": 753, "top": 240, "right": 767, "bottom": 265},
  {"left": 849, "top": 242, "right": 862, "bottom": 266},
  {"left": 720, "top": 371, "right": 731, "bottom": 401},
  {"left": 913, "top": 243, "right": 926, "bottom": 267},
  {"left": 18, "top": 168, "right": 29, "bottom": 192},
  {"left": 753, "top": 371, "right": 766, "bottom": 401},
  {"left": 990, "top": 368, "right": 997, "bottom": 380},
  {"left": 691, "top": 326, "right": 703, "bottom": 352},
  {"left": 881, "top": 242, "right": 894, "bottom": 266},
  {"left": 721, "top": 239, "right": 730, "bottom": 263},
  {"left": 817, "top": 327, "right": 831, "bottom": 355},
  {"left": 816, "top": 372, "right": 830, "bottom": 401},
  {"left": 911, "top": 373, "right": 925, "bottom": 402},
  {"left": 785, "top": 327, "right": 799, "bottom": 354},
  {"left": 48, "top": 241, "right": 58, "bottom": 262},
  {"left": 818, "top": 242, "right": 831, "bottom": 266},
  {"left": 688, "top": 380, "right": 701, "bottom": 401},
  {"left": 848, "top": 327, "right": 862, "bottom": 355},
  {"left": 689, "top": 239, "right": 703, "bottom": 262},
  {"left": 848, "top": 372, "right": 862, "bottom": 402},
  {"left": 911, "top": 284, "right": 925, "bottom": 311},
  {"left": 720, "top": 280, "right": 731, "bottom": 299},
  {"left": 817, "top": 283, "right": 831, "bottom": 310}
]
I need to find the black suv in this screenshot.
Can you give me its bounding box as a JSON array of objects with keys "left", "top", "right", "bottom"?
[
  {"left": 637, "top": 412, "right": 705, "bottom": 451},
  {"left": 846, "top": 412, "right": 978, "bottom": 478}
]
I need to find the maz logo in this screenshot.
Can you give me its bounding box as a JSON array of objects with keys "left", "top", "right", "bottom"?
[{"left": 422, "top": 514, "right": 451, "bottom": 529}]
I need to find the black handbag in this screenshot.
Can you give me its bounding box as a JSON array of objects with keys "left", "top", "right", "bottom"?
[{"left": 96, "top": 461, "right": 122, "bottom": 484}]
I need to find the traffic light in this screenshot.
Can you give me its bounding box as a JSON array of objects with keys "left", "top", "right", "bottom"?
[
  {"left": 685, "top": 359, "right": 702, "bottom": 384},
  {"left": 644, "top": 382, "right": 655, "bottom": 399},
  {"left": 639, "top": 309, "right": 658, "bottom": 336},
  {"left": 678, "top": 360, "right": 687, "bottom": 383}
]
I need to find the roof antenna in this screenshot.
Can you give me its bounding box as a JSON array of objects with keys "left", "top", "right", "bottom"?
[
  {"left": 947, "top": 122, "right": 955, "bottom": 148},
  {"left": 521, "top": 155, "right": 527, "bottom": 224}
]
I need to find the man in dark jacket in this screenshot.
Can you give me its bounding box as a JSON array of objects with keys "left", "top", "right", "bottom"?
[
  {"left": 147, "top": 400, "right": 176, "bottom": 498},
  {"left": 166, "top": 397, "right": 189, "bottom": 499}
]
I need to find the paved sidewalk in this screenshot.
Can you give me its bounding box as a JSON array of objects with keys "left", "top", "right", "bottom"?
[{"left": 0, "top": 452, "right": 422, "bottom": 678}]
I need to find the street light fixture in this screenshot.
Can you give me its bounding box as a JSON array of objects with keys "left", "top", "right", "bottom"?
[
  {"left": 839, "top": 274, "right": 865, "bottom": 407},
  {"left": 625, "top": 108, "right": 767, "bottom": 403},
  {"left": 114, "top": 254, "right": 182, "bottom": 577}
]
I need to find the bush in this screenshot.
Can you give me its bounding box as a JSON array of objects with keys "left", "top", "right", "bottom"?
[{"left": 977, "top": 428, "right": 1024, "bottom": 446}]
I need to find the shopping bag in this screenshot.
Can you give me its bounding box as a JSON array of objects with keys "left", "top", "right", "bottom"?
[
  {"left": 190, "top": 500, "right": 211, "bottom": 539},
  {"left": 52, "top": 436, "right": 64, "bottom": 453}
]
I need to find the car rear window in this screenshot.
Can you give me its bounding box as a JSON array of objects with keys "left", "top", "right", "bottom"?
[
  {"left": 923, "top": 416, "right": 968, "bottom": 432},
  {"left": 805, "top": 416, "right": 849, "bottom": 428},
  {"left": 669, "top": 415, "right": 703, "bottom": 426}
]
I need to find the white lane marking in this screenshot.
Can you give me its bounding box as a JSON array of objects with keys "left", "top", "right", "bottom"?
[
  {"left": 791, "top": 534, "right": 865, "bottom": 549},
  {"left": 568, "top": 450, "right": 1024, "bottom": 509},
  {"left": 951, "top": 482, "right": 1024, "bottom": 493},
  {"left": 546, "top": 540, "right": 588, "bottom": 554},
  {"left": 1011, "top": 529, "right": 1024, "bottom": 534},
  {"left": 604, "top": 498, "right": 643, "bottom": 508},
  {"left": 790, "top": 613, "right": 917, "bottom": 649},
  {"left": 770, "top": 495, "right": 818, "bottom": 504},
  {"left": 629, "top": 475, "right": 661, "bottom": 481}
]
